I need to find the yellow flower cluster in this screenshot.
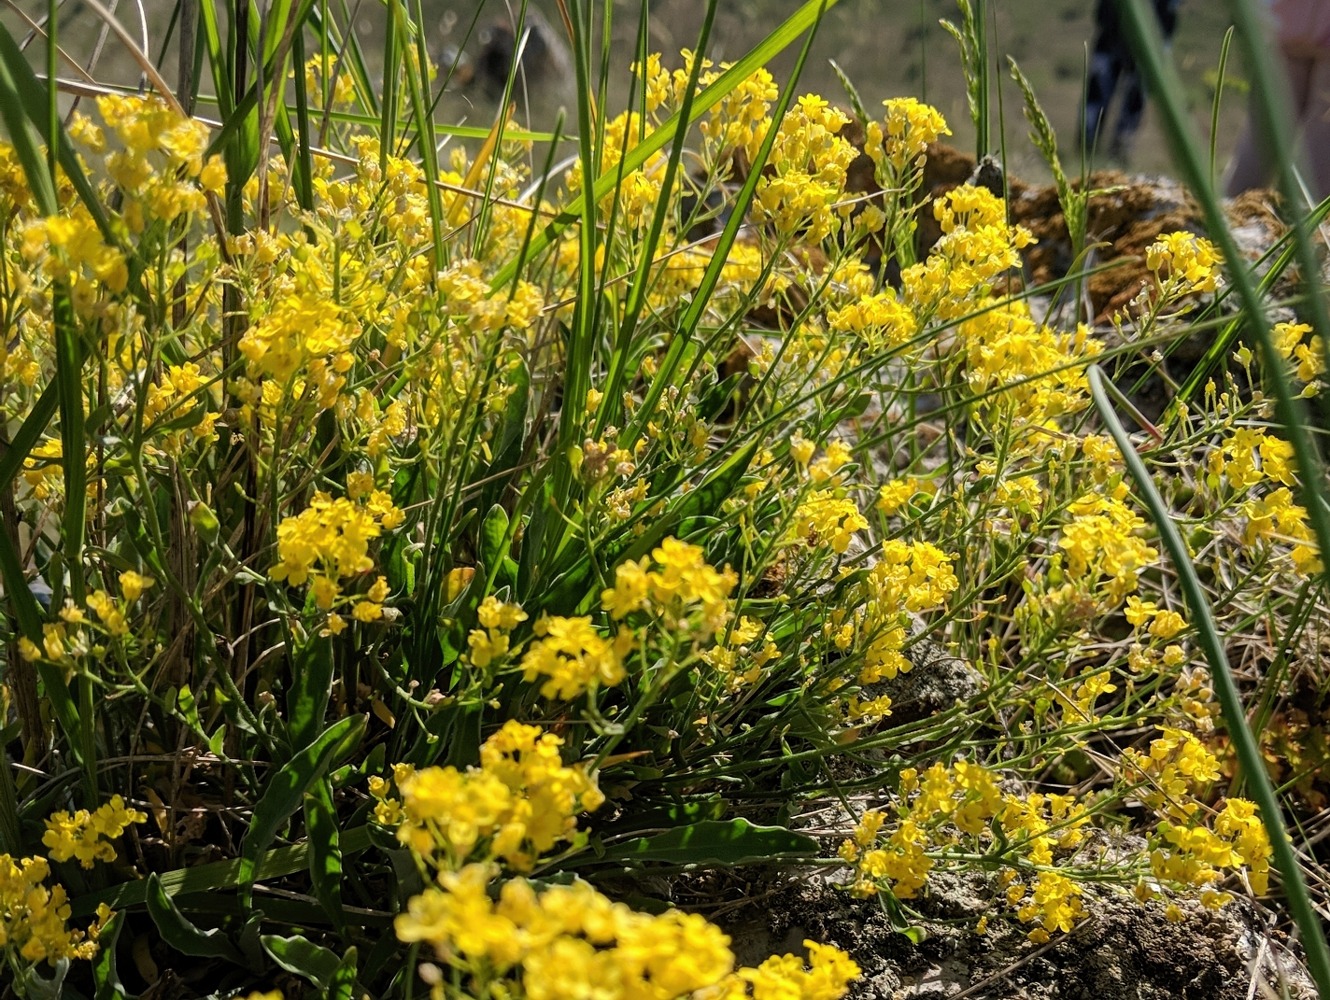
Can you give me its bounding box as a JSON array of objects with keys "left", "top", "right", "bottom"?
[
  {"left": 703, "top": 615, "right": 781, "bottom": 691},
  {"left": 826, "top": 289, "right": 917, "bottom": 349},
  {"left": 1124, "top": 596, "right": 1187, "bottom": 640},
  {"left": 268, "top": 490, "right": 404, "bottom": 632},
  {"left": 566, "top": 111, "right": 670, "bottom": 229},
  {"left": 790, "top": 491, "right": 869, "bottom": 555},
  {"left": 754, "top": 94, "right": 857, "bottom": 243},
  {"left": 1209, "top": 427, "right": 1297, "bottom": 489},
  {"left": 875, "top": 477, "right": 936, "bottom": 517},
  {"left": 1008, "top": 870, "right": 1085, "bottom": 942},
  {"left": 1125, "top": 730, "right": 1272, "bottom": 904},
  {"left": 90, "top": 94, "right": 226, "bottom": 226},
  {"left": 841, "top": 761, "right": 1092, "bottom": 941},
  {"left": 436, "top": 257, "right": 544, "bottom": 335},
  {"left": 373, "top": 720, "right": 603, "bottom": 872},
  {"left": 467, "top": 595, "right": 529, "bottom": 669},
  {"left": 519, "top": 615, "right": 633, "bottom": 699},
  {"left": 42, "top": 794, "right": 147, "bottom": 868},
  {"left": 1056, "top": 487, "right": 1159, "bottom": 604},
  {"left": 0, "top": 855, "right": 110, "bottom": 967},
  {"left": 238, "top": 251, "right": 367, "bottom": 387},
  {"left": 902, "top": 185, "right": 1035, "bottom": 321},
  {"left": 396, "top": 863, "right": 858, "bottom": 1000},
  {"left": 601, "top": 537, "right": 738, "bottom": 636},
  {"left": 867, "top": 98, "right": 952, "bottom": 174},
  {"left": 143, "top": 362, "right": 220, "bottom": 453},
  {"left": 955, "top": 301, "right": 1102, "bottom": 440},
  {"left": 858, "top": 540, "right": 958, "bottom": 684},
  {"left": 1121, "top": 727, "right": 1220, "bottom": 819},
  {"left": 303, "top": 54, "right": 356, "bottom": 107},
  {"left": 1273, "top": 320, "right": 1326, "bottom": 389},
  {"left": 1146, "top": 231, "right": 1222, "bottom": 296},
  {"left": 21, "top": 208, "right": 129, "bottom": 316},
  {"left": 1243, "top": 487, "right": 1320, "bottom": 576}
]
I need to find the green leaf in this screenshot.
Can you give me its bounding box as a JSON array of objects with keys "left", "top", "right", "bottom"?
[
  {"left": 144, "top": 873, "right": 244, "bottom": 963},
  {"left": 238, "top": 714, "right": 367, "bottom": 902},
  {"left": 480, "top": 359, "right": 529, "bottom": 515},
  {"left": 0, "top": 21, "right": 116, "bottom": 236},
  {"left": 71, "top": 826, "right": 374, "bottom": 917},
  {"left": 18, "top": 958, "right": 69, "bottom": 1000},
  {"left": 262, "top": 933, "right": 342, "bottom": 990},
  {"left": 91, "top": 910, "right": 128, "bottom": 1000},
  {"left": 328, "top": 948, "right": 360, "bottom": 1000},
  {"left": 287, "top": 638, "right": 336, "bottom": 751},
  {"left": 480, "top": 504, "right": 511, "bottom": 578},
  {"left": 304, "top": 779, "right": 345, "bottom": 936},
  {"left": 595, "top": 819, "right": 817, "bottom": 867}
]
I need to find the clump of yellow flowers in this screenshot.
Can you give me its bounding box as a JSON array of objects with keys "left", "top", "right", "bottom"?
[
  {"left": 395, "top": 863, "right": 860, "bottom": 1000},
  {"left": 372, "top": 720, "right": 604, "bottom": 871},
  {"left": 268, "top": 488, "right": 405, "bottom": 634},
  {"left": 0, "top": 797, "right": 142, "bottom": 980},
  {"left": 377, "top": 721, "right": 859, "bottom": 998},
  {"left": 842, "top": 732, "right": 1271, "bottom": 940}
]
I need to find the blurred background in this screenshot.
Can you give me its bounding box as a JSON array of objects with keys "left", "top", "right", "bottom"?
[{"left": 3, "top": 0, "right": 1250, "bottom": 182}]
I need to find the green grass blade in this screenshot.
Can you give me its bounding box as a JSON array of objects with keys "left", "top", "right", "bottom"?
[
  {"left": 70, "top": 826, "right": 374, "bottom": 916},
  {"left": 596, "top": 0, "right": 719, "bottom": 436},
  {"left": 1210, "top": 27, "right": 1234, "bottom": 186},
  {"left": 488, "top": 0, "right": 843, "bottom": 291},
  {"left": 1089, "top": 363, "right": 1330, "bottom": 999},
  {"left": 627, "top": 3, "right": 828, "bottom": 445},
  {"left": 1118, "top": 0, "right": 1330, "bottom": 589},
  {"left": 238, "top": 714, "right": 367, "bottom": 904}
]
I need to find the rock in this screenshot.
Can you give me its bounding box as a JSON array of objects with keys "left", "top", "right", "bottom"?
[{"left": 719, "top": 868, "right": 1317, "bottom": 1000}]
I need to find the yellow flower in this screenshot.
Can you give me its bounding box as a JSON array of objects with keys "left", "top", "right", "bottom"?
[
  {"left": 117, "top": 570, "right": 155, "bottom": 604},
  {"left": 520, "top": 616, "right": 629, "bottom": 700},
  {"left": 1146, "top": 231, "right": 1222, "bottom": 295},
  {"left": 42, "top": 795, "right": 147, "bottom": 869},
  {"left": 791, "top": 491, "right": 868, "bottom": 554}
]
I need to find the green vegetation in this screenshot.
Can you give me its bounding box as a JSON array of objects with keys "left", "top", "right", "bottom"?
[{"left": 0, "top": 1, "right": 1326, "bottom": 997}]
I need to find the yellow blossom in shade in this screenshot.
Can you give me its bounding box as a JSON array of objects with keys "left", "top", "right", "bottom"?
[
  {"left": 809, "top": 439, "right": 853, "bottom": 484},
  {"left": 0, "top": 854, "right": 104, "bottom": 965},
  {"left": 117, "top": 570, "right": 155, "bottom": 603},
  {"left": 477, "top": 595, "right": 528, "bottom": 631},
  {"left": 42, "top": 795, "right": 147, "bottom": 869},
  {"left": 520, "top": 616, "right": 630, "bottom": 700},
  {"left": 351, "top": 601, "right": 383, "bottom": 623},
  {"left": 85, "top": 590, "right": 128, "bottom": 638},
  {"left": 1146, "top": 231, "right": 1222, "bottom": 295}
]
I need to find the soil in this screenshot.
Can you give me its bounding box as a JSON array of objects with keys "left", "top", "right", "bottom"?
[{"left": 718, "top": 868, "right": 1316, "bottom": 1000}]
